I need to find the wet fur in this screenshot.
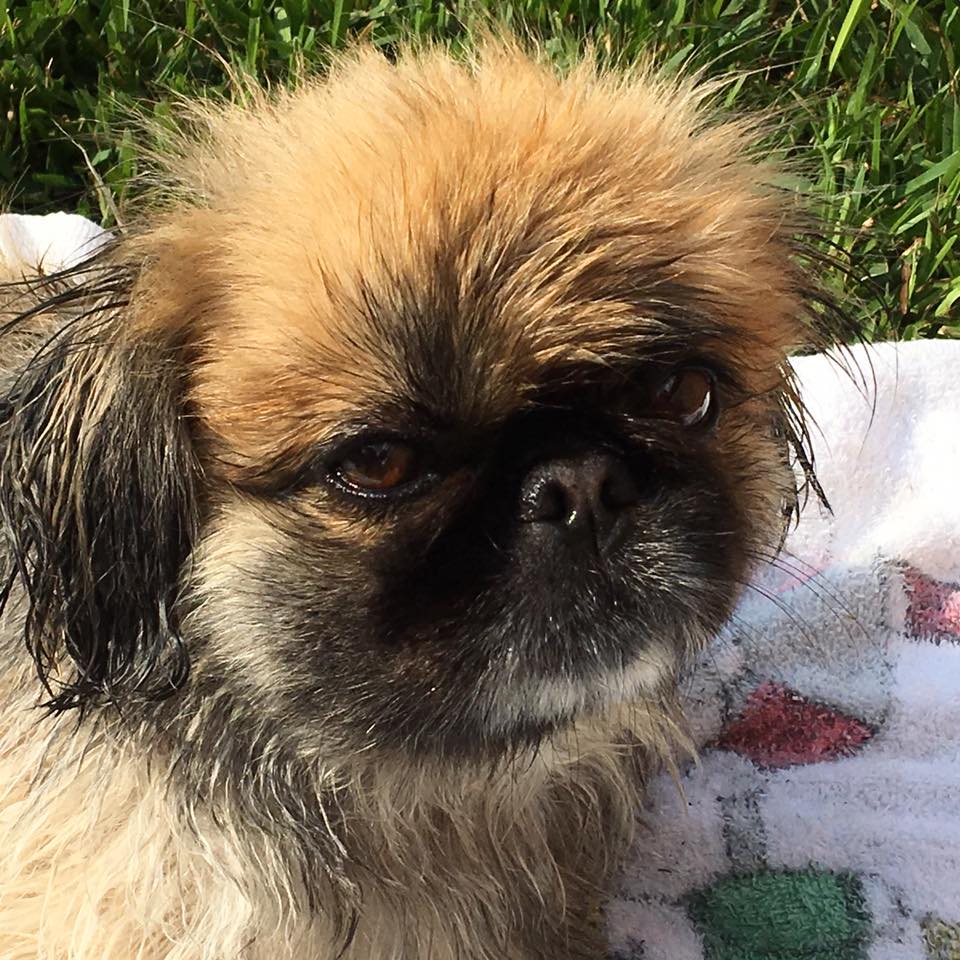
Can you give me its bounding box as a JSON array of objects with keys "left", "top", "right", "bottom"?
[{"left": 0, "top": 41, "right": 843, "bottom": 959}]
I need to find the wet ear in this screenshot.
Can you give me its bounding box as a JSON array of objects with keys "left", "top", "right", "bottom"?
[{"left": 0, "top": 257, "right": 200, "bottom": 711}]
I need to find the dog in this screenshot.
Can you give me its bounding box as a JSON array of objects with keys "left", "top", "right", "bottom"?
[{"left": 0, "top": 39, "right": 843, "bottom": 960}]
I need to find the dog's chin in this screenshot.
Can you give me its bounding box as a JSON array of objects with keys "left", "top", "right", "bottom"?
[
  {"left": 477, "top": 642, "right": 679, "bottom": 739},
  {"left": 390, "top": 638, "right": 683, "bottom": 759}
]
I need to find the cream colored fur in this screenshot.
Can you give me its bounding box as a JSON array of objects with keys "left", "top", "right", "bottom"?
[{"left": 0, "top": 630, "right": 682, "bottom": 958}]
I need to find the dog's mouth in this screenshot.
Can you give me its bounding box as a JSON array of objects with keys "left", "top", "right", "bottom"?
[
  {"left": 475, "top": 639, "right": 680, "bottom": 736},
  {"left": 377, "top": 645, "right": 681, "bottom": 759},
  {"left": 361, "top": 572, "right": 702, "bottom": 756},
  {"left": 360, "top": 501, "right": 742, "bottom": 752}
]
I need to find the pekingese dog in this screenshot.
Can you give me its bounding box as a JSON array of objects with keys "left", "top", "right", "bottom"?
[{"left": 0, "top": 40, "right": 840, "bottom": 960}]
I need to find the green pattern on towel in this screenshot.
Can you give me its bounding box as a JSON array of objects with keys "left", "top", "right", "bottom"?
[{"left": 687, "top": 869, "right": 870, "bottom": 960}]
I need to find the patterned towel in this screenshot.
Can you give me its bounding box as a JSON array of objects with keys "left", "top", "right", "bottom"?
[{"left": 606, "top": 339, "right": 960, "bottom": 960}]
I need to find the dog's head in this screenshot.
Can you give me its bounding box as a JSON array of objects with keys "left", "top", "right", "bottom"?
[{"left": 0, "top": 44, "right": 837, "bottom": 760}]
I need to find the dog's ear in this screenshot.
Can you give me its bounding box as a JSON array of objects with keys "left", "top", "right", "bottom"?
[{"left": 0, "top": 252, "right": 200, "bottom": 711}]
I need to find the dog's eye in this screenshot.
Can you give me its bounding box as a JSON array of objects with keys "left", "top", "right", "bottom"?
[
  {"left": 332, "top": 440, "right": 420, "bottom": 493},
  {"left": 652, "top": 366, "right": 716, "bottom": 427}
]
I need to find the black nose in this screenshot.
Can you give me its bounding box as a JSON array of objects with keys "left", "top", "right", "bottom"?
[{"left": 519, "top": 453, "right": 640, "bottom": 553}]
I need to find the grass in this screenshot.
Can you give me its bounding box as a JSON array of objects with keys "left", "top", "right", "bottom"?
[{"left": 1, "top": 0, "right": 958, "bottom": 339}]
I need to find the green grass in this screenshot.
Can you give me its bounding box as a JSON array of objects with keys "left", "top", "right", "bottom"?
[{"left": 2, "top": 1, "right": 958, "bottom": 339}]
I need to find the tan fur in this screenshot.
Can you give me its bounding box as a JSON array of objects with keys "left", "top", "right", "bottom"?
[
  {"left": 128, "top": 44, "right": 806, "bottom": 478},
  {"left": 0, "top": 38, "right": 825, "bottom": 960}
]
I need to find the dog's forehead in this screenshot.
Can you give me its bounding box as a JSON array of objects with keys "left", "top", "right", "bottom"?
[
  {"left": 195, "top": 189, "right": 675, "bottom": 461},
  {"left": 184, "top": 52, "right": 803, "bottom": 464}
]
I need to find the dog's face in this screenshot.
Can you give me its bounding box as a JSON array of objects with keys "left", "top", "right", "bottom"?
[{"left": 1, "top": 45, "right": 827, "bottom": 762}]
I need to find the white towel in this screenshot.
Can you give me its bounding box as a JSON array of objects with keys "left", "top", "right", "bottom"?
[
  {"left": 0, "top": 211, "right": 110, "bottom": 277},
  {"left": 607, "top": 338, "right": 960, "bottom": 960}
]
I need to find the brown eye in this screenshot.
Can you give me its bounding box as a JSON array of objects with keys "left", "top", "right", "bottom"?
[
  {"left": 652, "top": 366, "right": 717, "bottom": 428},
  {"left": 334, "top": 440, "right": 420, "bottom": 493}
]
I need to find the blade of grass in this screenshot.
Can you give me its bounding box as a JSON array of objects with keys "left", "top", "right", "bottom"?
[{"left": 828, "top": 0, "right": 870, "bottom": 74}]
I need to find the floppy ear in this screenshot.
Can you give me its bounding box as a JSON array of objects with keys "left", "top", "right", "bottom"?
[{"left": 0, "top": 254, "right": 200, "bottom": 711}]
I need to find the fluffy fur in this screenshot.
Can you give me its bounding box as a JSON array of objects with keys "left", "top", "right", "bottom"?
[{"left": 0, "top": 40, "right": 843, "bottom": 959}]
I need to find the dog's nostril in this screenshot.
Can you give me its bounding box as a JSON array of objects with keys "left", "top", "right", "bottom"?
[
  {"left": 519, "top": 454, "right": 638, "bottom": 550},
  {"left": 524, "top": 478, "right": 570, "bottom": 524}
]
